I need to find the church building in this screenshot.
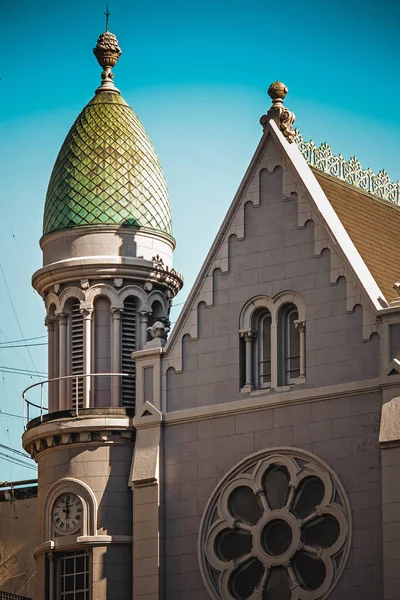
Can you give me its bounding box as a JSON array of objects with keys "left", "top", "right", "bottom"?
[{"left": 3, "top": 21, "right": 400, "bottom": 600}]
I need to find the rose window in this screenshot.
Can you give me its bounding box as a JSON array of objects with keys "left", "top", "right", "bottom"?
[{"left": 199, "top": 448, "right": 351, "bottom": 600}]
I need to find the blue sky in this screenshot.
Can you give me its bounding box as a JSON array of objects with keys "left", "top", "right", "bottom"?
[{"left": 1, "top": 0, "right": 400, "bottom": 480}]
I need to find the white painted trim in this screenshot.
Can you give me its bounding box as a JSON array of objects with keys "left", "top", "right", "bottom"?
[{"left": 267, "top": 119, "right": 388, "bottom": 311}]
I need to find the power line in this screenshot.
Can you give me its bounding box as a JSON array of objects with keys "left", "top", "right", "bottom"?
[
  {"left": 0, "top": 328, "right": 43, "bottom": 381},
  {"left": 0, "top": 196, "right": 44, "bottom": 313},
  {"left": 0, "top": 343, "right": 47, "bottom": 349},
  {"left": 0, "top": 410, "right": 25, "bottom": 420},
  {"left": 0, "top": 335, "right": 47, "bottom": 346},
  {"left": 0, "top": 365, "right": 47, "bottom": 377},
  {"left": 0, "top": 443, "right": 32, "bottom": 460},
  {"left": 0, "top": 452, "right": 37, "bottom": 472},
  {"left": 0, "top": 264, "right": 43, "bottom": 378}
]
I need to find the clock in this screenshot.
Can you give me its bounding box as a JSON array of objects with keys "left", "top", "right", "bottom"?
[{"left": 51, "top": 493, "right": 83, "bottom": 535}]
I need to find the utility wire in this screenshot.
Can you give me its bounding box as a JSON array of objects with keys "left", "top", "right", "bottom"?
[
  {"left": 0, "top": 343, "right": 47, "bottom": 349},
  {"left": 0, "top": 365, "right": 47, "bottom": 377},
  {"left": 0, "top": 452, "right": 37, "bottom": 472},
  {"left": 0, "top": 196, "right": 43, "bottom": 312},
  {"left": 0, "top": 364, "right": 47, "bottom": 374},
  {"left": 0, "top": 335, "right": 47, "bottom": 346},
  {"left": 0, "top": 327, "right": 43, "bottom": 380},
  {"left": 0, "top": 443, "right": 32, "bottom": 460},
  {"left": 0, "top": 264, "right": 43, "bottom": 378},
  {"left": 0, "top": 410, "right": 25, "bottom": 420}
]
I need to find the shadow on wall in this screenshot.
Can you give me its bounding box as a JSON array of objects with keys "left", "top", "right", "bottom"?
[
  {"left": 95, "top": 442, "right": 134, "bottom": 600},
  {"left": 115, "top": 221, "right": 140, "bottom": 258}
]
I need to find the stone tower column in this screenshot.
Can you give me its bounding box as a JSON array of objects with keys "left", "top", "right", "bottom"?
[{"left": 23, "top": 24, "right": 182, "bottom": 600}]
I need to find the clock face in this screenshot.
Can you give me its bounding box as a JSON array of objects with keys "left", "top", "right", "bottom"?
[{"left": 52, "top": 493, "right": 83, "bottom": 535}]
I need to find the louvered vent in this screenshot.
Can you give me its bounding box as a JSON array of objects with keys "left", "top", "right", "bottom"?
[
  {"left": 71, "top": 301, "right": 84, "bottom": 409},
  {"left": 121, "top": 298, "right": 136, "bottom": 408}
]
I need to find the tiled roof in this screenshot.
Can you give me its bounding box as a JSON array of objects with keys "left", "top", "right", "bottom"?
[
  {"left": 43, "top": 92, "right": 172, "bottom": 237},
  {"left": 313, "top": 168, "right": 400, "bottom": 303}
]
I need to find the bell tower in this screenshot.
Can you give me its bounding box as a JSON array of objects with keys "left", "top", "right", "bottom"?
[{"left": 22, "top": 24, "right": 182, "bottom": 600}]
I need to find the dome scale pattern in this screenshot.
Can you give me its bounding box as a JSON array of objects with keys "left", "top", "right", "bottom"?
[{"left": 43, "top": 92, "right": 172, "bottom": 237}]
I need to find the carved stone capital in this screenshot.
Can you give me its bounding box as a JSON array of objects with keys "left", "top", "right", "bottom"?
[
  {"left": 294, "top": 320, "right": 306, "bottom": 333},
  {"left": 56, "top": 312, "right": 68, "bottom": 325},
  {"left": 44, "top": 315, "right": 55, "bottom": 329},
  {"left": 240, "top": 330, "right": 255, "bottom": 342},
  {"left": 80, "top": 306, "right": 93, "bottom": 319},
  {"left": 111, "top": 307, "right": 123, "bottom": 320},
  {"left": 139, "top": 310, "right": 152, "bottom": 324}
]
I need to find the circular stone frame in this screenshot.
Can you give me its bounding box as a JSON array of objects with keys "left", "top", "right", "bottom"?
[{"left": 198, "top": 447, "right": 352, "bottom": 600}]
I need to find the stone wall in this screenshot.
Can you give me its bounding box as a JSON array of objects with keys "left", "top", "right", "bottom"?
[
  {"left": 35, "top": 443, "right": 133, "bottom": 600},
  {"left": 0, "top": 494, "right": 37, "bottom": 598},
  {"left": 162, "top": 390, "right": 383, "bottom": 600},
  {"left": 166, "top": 168, "right": 380, "bottom": 411}
]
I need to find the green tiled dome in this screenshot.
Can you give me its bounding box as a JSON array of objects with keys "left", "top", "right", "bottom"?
[{"left": 43, "top": 92, "right": 172, "bottom": 237}]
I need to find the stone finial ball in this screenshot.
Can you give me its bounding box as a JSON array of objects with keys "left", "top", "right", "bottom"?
[
  {"left": 268, "top": 81, "right": 288, "bottom": 101},
  {"left": 93, "top": 31, "right": 122, "bottom": 69}
]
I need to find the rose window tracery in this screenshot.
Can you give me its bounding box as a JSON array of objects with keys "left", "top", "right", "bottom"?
[{"left": 199, "top": 448, "right": 351, "bottom": 600}]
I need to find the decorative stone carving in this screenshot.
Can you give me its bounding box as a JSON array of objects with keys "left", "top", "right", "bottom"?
[
  {"left": 294, "top": 320, "right": 306, "bottom": 333},
  {"left": 151, "top": 255, "right": 184, "bottom": 296},
  {"left": 280, "top": 107, "right": 296, "bottom": 143},
  {"left": 152, "top": 254, "right": 165, "bottom": 269},
  {"left": 147, "top": 320, "right": 169, "bottom": 348},
  {"left": 24, "top": 429, "right": 132, "bottom": 458},
  {"left": 260, "top": 81, "right": 296, "bottom": 143},
  {"left": 199, "top": 448, "right": 351, "bottom": 600},
  {"left": 93, "top": 29, "right": 122, "bottom": 92},
  {"left": 294, "top": 129, "right": 400, "bottom": 204},
  {"left": 240, "top": 330, "right": 255, "bottom": 343}
]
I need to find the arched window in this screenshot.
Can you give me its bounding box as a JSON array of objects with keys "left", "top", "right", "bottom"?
[
  {"left": 121, "top": 296, "right": 137, "bottom": 407},
  {"left": 278, "top": 303, "right": 300, "bottom": 385},
  {"left": 253, "top": 310, "right": 272, "bottom": 388},
  {"left": 47, "top": 304, "right": 59, "bottom": 412},
  {"left": 63, "top": 298, "right": 84, "bottom": 410},
  {"left": 239, "top": 294, "right": 306, "bottom": 392},
  {"left": 93, "top": 296, "right": 111, "bottom": 407}
]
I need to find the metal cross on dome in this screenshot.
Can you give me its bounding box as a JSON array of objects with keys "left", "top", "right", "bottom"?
[{"left": 104, "top": 4, "right": 110, "bottom": 31}]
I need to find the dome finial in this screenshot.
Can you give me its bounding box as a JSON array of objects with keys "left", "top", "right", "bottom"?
[{"left": 93, "top": 10, "right": 122, "bottom": 95}]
